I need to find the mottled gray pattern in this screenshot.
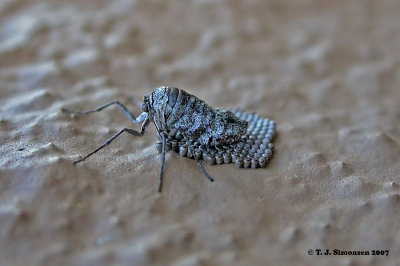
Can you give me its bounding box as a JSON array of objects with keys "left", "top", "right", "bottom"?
[
  {"left": 62, "top": 86, "right": 275, "bottom": 191},
  {"left": 156, "top": 109, "right": 276, "bottom": 168},
  {"left": 144, "top": 87, "right": 248, "bottom": 146}
]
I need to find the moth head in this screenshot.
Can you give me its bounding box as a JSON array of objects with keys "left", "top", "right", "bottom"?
[{"left": 142, "top": 96, "right": 150, "bottom": 112}]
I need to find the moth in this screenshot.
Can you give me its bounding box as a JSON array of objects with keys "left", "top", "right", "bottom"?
[{"left": 62, "top": 86, "right": 276, "bottom": 192}]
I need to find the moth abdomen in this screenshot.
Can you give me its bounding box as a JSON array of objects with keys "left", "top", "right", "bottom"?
[{"left": 148, "top": 86, "right": 247, "bottom": 147}]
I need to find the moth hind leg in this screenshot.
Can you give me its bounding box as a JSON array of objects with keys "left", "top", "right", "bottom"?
[
  {"left": 158, "top": 132, "right": 167, "bottom": 192},
  {"left": 195, "top": 158, "right": 215, "bottom": 182}
]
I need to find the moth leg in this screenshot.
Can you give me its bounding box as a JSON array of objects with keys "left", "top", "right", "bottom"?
[
  {"left": 158, "top": 131, "right": 166, "bottom": 193},
  {"left": 74, "top": 118, "right": 149, "bottom": 165},
  {"left": 195, "top": 158, "right": 215, "bottom": 182},
  {"left": 62, "top": 100, "right": 147, "bottom": 124}
]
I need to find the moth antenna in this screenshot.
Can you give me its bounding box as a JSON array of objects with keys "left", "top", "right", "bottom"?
[{"left": 128, "top": 95, "right": 143, "bottom": 109}]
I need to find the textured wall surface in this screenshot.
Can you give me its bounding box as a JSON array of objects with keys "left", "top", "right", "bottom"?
[{"left": 1, "top": 0, "right": 399, "bottom": 265}]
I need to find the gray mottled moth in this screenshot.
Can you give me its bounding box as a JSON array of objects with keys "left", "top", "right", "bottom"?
[{"left": 62, "top": 86, "right": 276, "bottom": 192}]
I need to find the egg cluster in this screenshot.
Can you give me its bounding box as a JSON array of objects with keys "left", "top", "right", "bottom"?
[{"left": 156, "top": 109, "right": 276, "bottom": 168}]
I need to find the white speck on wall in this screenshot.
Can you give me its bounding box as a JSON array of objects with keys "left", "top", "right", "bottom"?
[
  {"left": 0, "top": 14, "right": 38, "bottom": 53},
  {"left": 62, "top": 49, "right": 99, "bottom": 68}
]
